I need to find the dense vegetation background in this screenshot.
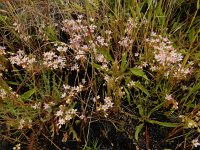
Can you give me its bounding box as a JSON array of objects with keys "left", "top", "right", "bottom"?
[{"left": 0, "top": 0, "right": 200, "bottom": 149}]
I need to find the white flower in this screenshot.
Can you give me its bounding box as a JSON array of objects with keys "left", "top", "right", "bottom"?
[
  {"left": 104, "top": 97, "right": 113, "bottom": 108},
  {"left": 187, "top": 120, "right": 197, "bottom": 128},
  {"left": 105, "top": 30, "right": 112, "bottom": 35},
  {"left": 82, "top": 79, "right": 86, "bottom": 84},
  {"left": 134, "top": 53, "right": 139, "bottom": 57},
  {"left": 89, "top": 18, "right": 94, "bottom": 22},
  {"left": 65, "top": 114, "right": 72, "bottom": 121},
  {"left": 71, "top": 64, "right": 79, "bottom": 71},
  {"left": 79, "top": 114, "right": 85, "bottom": 120},
  {"left": 56, "top": 110, "right": 63, "bottom": 117},
  {"left": 63, "top": 84, "right": 71, "bottom": 90},
  {"left": 93, "top": 95, "right": 100, "bottom": 102},
  {"left": 13, "top": 143, "right": 21, "bottom": 150},
  {"left": 101, "top": 63, "right": 109, "bottom": 71},
  {"left": 57, "top": 46, "right": 68, "bottom": 52},
  {"left": 104, "top": 75, "right": 110, "bottom": 82},
  {"left": 0, "top": 46, "right": 6, "bottom": 55},
  {"left": 0, "top": 89, "right": 7, "bottom": 99},
  {"left": 43, "top": 103, "right": 50, "bottom": 110},
  {"left": 96, "top": 54, "right": 107, "bottom": 63},
  {"left": 127, "top": 81, "right": 135, "bottom": 88},
  {"left": 96, "top": 36, "right": 106, "bottom": 46},
  {"left": 31, "top": 102, "right": 40, "bottom": 110},
  {"left": 61, "top": 92, "right": 66, "bottom": 98},
  {"left": 118, "top": 37, "right": 133, "bottom": 47},
  {"left": 165, "top": 94, "right": 173, "bottom": 101},
  {"left": 58, "top": 118, "right": 65, "bottom": 127},
  {"left": 101, "top": 105, "right": 108, "bottom": 112},
  {"left": 192, "top": 138, "right": 200, "bottom": 147},
  {"left": 67, "top": 108, "right": 77, "bottom": 115},
  {"left": 66, "top": 98, "right": 71, "bottom": 104},
  {"left": 151, "top": 32, "right": 157, "bottom": 36},
  {"left": 43, "top": 51, "right": 56, "bottom": 60},
  {"left": 18, "top": 119, "right": 25, "bottom": 129},
  {"left": 172, "top": 102, "right": 178, "bottom": 110}
]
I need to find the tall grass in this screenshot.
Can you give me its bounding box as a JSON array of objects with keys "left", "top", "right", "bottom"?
[{"left": 0, "top": 0, "right": 200, "bottom": 149}]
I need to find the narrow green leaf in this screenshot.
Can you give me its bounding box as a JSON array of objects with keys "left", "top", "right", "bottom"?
[
  {"left": 138, "top": 105, "right": 144, "bottom": 117},
  {"left": 135, "top": 123, "right": 144, "bottom": 141},
  {"left": 181, "top": 82, "right": 200, "bottom": 103},
  {"left": 120, "top": 52, "right": 128, "bottom": 72},
  {"left": 69, "top": 126, "right": 79, "bottom": 141},
  {"left": 92, "top": 63, "right": 101, "bottom": 70},
  {"left": 6, "top": 81, "right": 20, "bottom": 85},
  {"left": 147, "top": 102, "right": 165, "bottom": 118},
  {"left": 134, "top": 82, "right": 149, "bottom": 96},
  {"left": 147, "top": 119, "right": 179, "bottom": 127},
  {"left": 21, "top": 89, "right": 36, "bottom": 100},
  {"left": 45, "top": 26, "right": 58, "bottom": 42},
  {"left": 97, "top": 48, "right": 114, "bottom": 62},
  {"left": 124, "top": 87, "right": 131, "bottom": 104},
  {"left": 130, "top": 68, "right": 149, "bottom": 80}
]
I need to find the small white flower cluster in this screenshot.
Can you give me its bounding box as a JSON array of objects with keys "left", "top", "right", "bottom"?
[
  {"left": 97, "top": 96, "right": 113, "bottom": 117},
  {"left": 31, "top": 102, "right": 41, "bottom": 110},
  {"left": 62, "top": 15, "right": 97, "bottom": 61},
  {"left": 124, "top": 17, "right": 138, "bottom": 35},
  {"left": 96, "top": 36, "right": 108, "bottom": 47},
  {"left": 8, "top": 48, "right": 68, "bottom": 70},
  {"left": 105, "top": 30, "right": 112, "bottom": 42},
  {"left": 93, "top": 42, "right": 109, "bottom": 70},
  {"left": 179, "top": 112, "right": 200, "bottom": 148},
  {"left": 9, "top": 50, "right": 37, "bottom": 70},
  {"left": 61, "top": 14, "right": 115, "bottom": 76},
  {"left": 118, "top": 36, "right": 133, "bottom": 48},
  {"left": 118, "top": 17, "right": 136, "bottom": 49},
  {"left": 55, "top": 105, "right": 77, "bottom": 128},
  {"left": 179, "top": 111, "right": 200, "bottom": 130},
  {"left": 43, "top": 51, "right": 66, "bottom": 70},
  {"left": 43, "top": 101, "right": 55, "bottom": 110},
  {"left": 18, "top": 118, "right": 32, "bottom": 129},
  {"left": 71, "top": 63, "right": 80, "bottom": 71},
  {"left": 95, "top": 53, "right": 108, "bottom": 64},
  {"left": 62, "top": 15, "right": 112, "bottom": 70},
  {"left": 13, "top": 143, "right": 21, "bottom": 150},
  {"left": 61, "top": 83, "right": 84, "bottom": 104},
  {"left": 146, "top": 32, "right": 193, "bottom": 80},
  {"left": 54, "top": 42, "right": 68, "bottom": 53},
  {"left": 118, "top": 17, "right": 147, "bottom": 49},
  {"left": 0, "top": 86, "right": 14, "bottom": 99}
]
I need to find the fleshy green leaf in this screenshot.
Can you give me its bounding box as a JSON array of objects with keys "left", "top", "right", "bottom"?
[
  {"left": 124, "top": 87, "right": 131, "bottom": 104},
  {"left": 130, "top": 68, "right": 149, "bottom": 80},
  {"left": 135, "top": 123, "right": 144, "bottom": 141},
  {"left": 97, "top": 48, "right": 114, "bottom": 62},
  {"left": 21, "top": 89, "right": 36, "bottom": 100},
  {"left": 120, "top": 52, "right": 128, "bottom": 72},
  {"left": 134, "top": 82, "right": 149, "bottom": 96},
  {"left": 138, "top": 105, "right": 144, "bottom": 117},
  {"left": 147, "top": 119, "right": 179, "bottom": 127}
]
